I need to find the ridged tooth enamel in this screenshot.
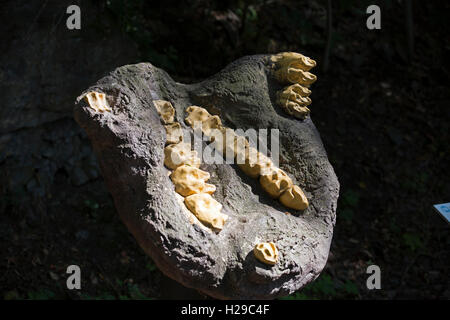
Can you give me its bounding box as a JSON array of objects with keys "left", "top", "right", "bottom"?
[
  {"left": 271, "top": 52, "right": 316, "bottom": 72},
  {"left": 164, "top": 122, "right": 183, "bottom": 145},
  {"left": 201, "top": 115, "right": 223, "bottom": 136},
  {"left": 170, "top": 165, "right": 216, "bottom": 197},
  {"left": 184, "top": 193, "right": 228, "bottom": 230},
  {"left": 164, "top": 142, "right": 201, "bottom": 170},
  {"left": 260, "top": 167, "right": 293, "bottom": 199},
  {"left": 84, "top": 92, "right": 111, "bottom": 112},
  {"left": 185, "top": 106, "right": 212, "bottom": 127},
  {"left": 272, "top": 52, "right": 317, "bottom": 120},
  {"left": 238, "top": 147, "right": 274, "bottom": 178},
  {"left": 154, "top": 100, "right": 175, "bottom": 124},
  {"left": 280, "top": 185, "right": 309, "bottom": 210}
]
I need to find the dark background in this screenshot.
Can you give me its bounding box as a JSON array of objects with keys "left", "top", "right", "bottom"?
[{"left": 0, "top": 0, "right": 448, "bottom": 299}]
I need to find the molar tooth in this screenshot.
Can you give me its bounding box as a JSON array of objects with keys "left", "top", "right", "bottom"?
[
  {"left": 278, "top": 84, "right": 312, "bottom": 119},
  {"left": 238, "top": 147, "right": 274, "bottom": 178},
  {"left": 164, "top": 142, "right": 201, "bottom": 170},
  {"left": 271, "top": 52, "right": 316, "bottom": 71},
  {"left": 260, "top": 168, "right": 293, "bottom": 199},
  {"left": 280, "top": 185, "right": 309, "bottom": 210},
  {"left": 154, "top": 100, "right": 175, "bottom": 124},
  {"left": 184, "top": 193, "right": 228, "bottom": 230},
  {"left": 164, "top": 122, "right": 183, "bottom": 145},
  {"left": 209, "top": 127, "right": 242, "bottom": 159},
  {"left": 185, "top": 106, "right": 211, "bottom": 127},
  {"left": 290, "top": 105, "right": 311, "bottom": 119},
  {"left": 284, "top": 83, "right": 311, "bottom": 97},
  {"left": 286, "top": 68, "right": 317, "bottom": 86},
  {"left": 170, "top": 165, "right": 216, "bottom": 197},
  {"left": 84, "top": 92, "right": 111, "bottom": 113},
  {"left": 201, "top": 115, "right": 223, "bottom": 136},
  {"left": 254, "top": 242, "right": 278, "bottom": 265}
]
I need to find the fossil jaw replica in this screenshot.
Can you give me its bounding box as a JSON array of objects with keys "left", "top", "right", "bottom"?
[{"left": 75, "top": 52, "right": 339, "bottom": 299}]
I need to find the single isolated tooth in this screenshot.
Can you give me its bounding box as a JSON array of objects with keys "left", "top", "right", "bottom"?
[
  {"left": 238, "top": 147, "right": 274, "bottom": 178},
  {"left": 260, "top": 167, "right": 293, "bottom": 199},
  {"left": 184, "top": 193, "right": 228, "bottom": 230},
  {"left": 254, "top": 242, "right": 278, "bottom": 265},
  {"left": 279, "top": 185, "right": 309, "bottom": 210},
  {"left": 84, "top": 92, "right": 111, "bottom": 113},
  {"left": 185, "top": 106, "right": 212, "bottom": 127},
  {"left": 164, "top": 142, "right": 201, "bottom": 170},
  {"left": 154, "top": 100, "right": 175, "bottom": 124},
  {"left": 164, "top": 122, "right": 183, "bottom": 145},
  {"left": 170, "top": 165, "right": 216, "bottom": 197}
]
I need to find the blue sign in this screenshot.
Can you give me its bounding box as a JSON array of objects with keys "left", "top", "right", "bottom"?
[{"left": 433, "top": 203, "right": 450, "bottom": 224}]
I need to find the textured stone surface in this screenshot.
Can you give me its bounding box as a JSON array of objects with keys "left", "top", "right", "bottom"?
[
  {"left": 74, "top": 54, "right": 339, "bottom": 299},
  {"left": 0, "top": 0, "right": 138, "bottom": 203}
]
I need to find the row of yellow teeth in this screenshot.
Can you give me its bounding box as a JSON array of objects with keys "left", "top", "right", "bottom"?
[
  {"left": 184, "top": 106, "right": 309, "bottom": 211},
  {"left": 153, "top": 100, "right": 228, "bottom": 231}
]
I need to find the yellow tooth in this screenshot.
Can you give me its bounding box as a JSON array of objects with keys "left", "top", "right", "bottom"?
[
  {"left": 164, "top": 142, "right": 201, "bottom": 170},
  {"left": 272, "top": 52, "right": 317, "bottom": 85},
  {"left": 286, "top": 68, "right": 317, "bottom": 86},
  {"left": 271, "top": 52, "right": 316, "bottom": 71},
  {"left": 184, "top": 193, "right": 227, "bottom": 230},
  {"left": 290, "top": 83, "right": 311, "bottom": 97},
  {"left": 170, "top": 165, "right": 216, "bottom": 197},
  {"left": 201, "top": 115, "right": 223, "bottom": 136},
  {"left": 185, "top": 106, "right": 212, "bottom": 127},
  {"left": 84, "top": 92, "right": 111, "bottom": 113},
  {"left": 278, "top": 84, "right": 312, "bottom": 120},
  {"left": 260, "top": 168, "right": 293, "bottom": 199},
  {"left": 238, "top": 147, "right": 274, "bottom": 178},
  {"left": 279, "top": 185, "right": 309, "bottom": 210},
  {"left": 254, "top": 242, "right": 278, "bottom": 265},
  {"left": 164, "top": 122, "right": 183, "bottom": 145},
  {"left": 154, "top": 100, "right": 175, "bottom": 124}
]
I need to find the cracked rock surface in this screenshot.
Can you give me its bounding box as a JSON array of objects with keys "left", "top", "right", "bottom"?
[{"left": 74, "top": 54, "right": 339, "bottom": 299}]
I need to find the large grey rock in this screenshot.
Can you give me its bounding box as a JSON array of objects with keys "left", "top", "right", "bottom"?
[{"left": 74, "top": 54, "right": 339, "bottom": 299}]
